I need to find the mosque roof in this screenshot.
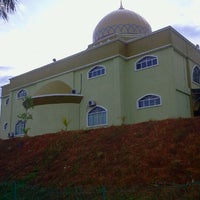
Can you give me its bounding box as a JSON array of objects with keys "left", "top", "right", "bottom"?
[{"left": 93, "top": 3, "right": 152, "bottom": 43}]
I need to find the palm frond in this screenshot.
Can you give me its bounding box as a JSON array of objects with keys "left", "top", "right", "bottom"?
[
  {"left": 0, "top": 9, "right": 8, "bottom": 20},
  {"left": 0, "top": 0, "right": 18, "bottom": 20},
  {"left": 4, "top": 0, "right": 17, "bottom": 12}
]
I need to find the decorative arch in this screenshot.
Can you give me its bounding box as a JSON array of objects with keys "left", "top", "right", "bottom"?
[
  {"left": 87, "top": 106, "right": 107, "bottom": 127},
  {"left": 34, "top": 80, "right": 72, "bottom": 96},
  {"left": 5, "top": 97, "right": 9, "bottom": 105},
  {"left": 192, "top": 65, "right": 200, "bottom": 85},
  {"left": 135, "top": 55, "right": 158, "bottom": 71},
  {"left": 137, "top": 94, "right": 162, "bottom": 109},
  {"left": 32, "top": 81, "right": 83, "bottom": 106}
]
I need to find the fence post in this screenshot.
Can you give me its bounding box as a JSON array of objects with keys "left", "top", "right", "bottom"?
[
  {"left": 13, "top": 181, "right": 17, "bottom": 200},
  {"left": 102, "top": 186, "right": 107, "bottom": 200}
]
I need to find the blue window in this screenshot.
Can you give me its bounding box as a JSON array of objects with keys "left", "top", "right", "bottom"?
[
  {"left": 88, "top": 66, "right": 106, "bottom": 79},
  {"left": 17, "top": 89, "right": 27, "bottom": 99},
  {"left": 136, "top": 56, "right": 158, "bottom": 70},
  {"left": 137, "top": 94, "right": 161, "bottom": 109},
  {"left": 193, "top": 65, "right": 200, "bottom": 84},
  {"left": 15, "top": 120, "right": 25, "bottom": 135},
  {"left": 88, "top": 106, "right": 107, "bottom": 127}
]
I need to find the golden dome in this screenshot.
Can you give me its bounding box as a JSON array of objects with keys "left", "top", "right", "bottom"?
[{"left": 93, "top": 5, "right": 152, "bottom": 43}]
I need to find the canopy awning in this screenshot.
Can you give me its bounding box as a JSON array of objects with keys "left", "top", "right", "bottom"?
[{"left": 32, "top": 94, "right": 83, "bottom": 106}]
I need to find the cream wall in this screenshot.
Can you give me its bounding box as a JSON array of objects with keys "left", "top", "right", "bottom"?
[
  {"left": 79, "top": 58, "right": 123, "bottom": 129},
  {"left": 29, "top": 103, "right": 80, "bottom": 136},
  {"left": 1, "top": 46, "right": 194, "bottom": 139},
  {"left": 0, "top": 45, "right": 195, "bottom": 139},
  {"left": 21, "top": 72, "right": 79, "bottom": 136},
  {"left": 1, "top": 71, "right": 77, "bottom": 138},
  {"left": 1, "top": 95, "right": 11, "bottom": 139},
  {"left": 121, "top": 47, "right": 191, "bottom": 124},
  {"left": 1, "top": 57, "right": 125, "bottom": 138}
]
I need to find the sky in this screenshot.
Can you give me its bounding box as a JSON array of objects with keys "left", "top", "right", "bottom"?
[{"left": 0, "top": 0, "right": 200, "bottom": 87}]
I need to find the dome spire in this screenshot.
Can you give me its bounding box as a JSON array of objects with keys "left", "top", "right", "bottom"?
[{"left": 120, "top": 0, "right": 124, "bottom": 9}]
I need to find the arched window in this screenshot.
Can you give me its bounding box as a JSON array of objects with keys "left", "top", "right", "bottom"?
[
  {"left": 88, "top": 106, "right": 107, "bottom": 127},
  {"left": 5, "top": 98, "right": 9, "bottom": 105},
  {"left": 88, "top": 65, "right": 106, "bottom": 79},
  {"left": 192, "top": 65, "right": 200, "bottom": 84},
  {"left": 3, "top": 122, "right": 8, "bottom": 130},
  {"left": 17, "top": 89, "right": 27, "bottom": 99},
  {"left": 137, "top": 94, "right": 161, "bottom": 109},
  {"left": 135, "top": 55, "right": 158, "bottom": 70},
  {"left": 15, "top": 120, "right": 25, "bottom": 135}
]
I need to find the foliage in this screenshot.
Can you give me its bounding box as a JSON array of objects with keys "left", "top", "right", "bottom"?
[
  {"left": 22, "top": 96, "right": 34, "bottom": 110},
  {"left": 17, "top": 96, "right": 34, "bottom": 135},
  {"left": 17, "top": 113, "right": 32, "bottom": 120},
  {"left": 0, "top": 0, "right": 18, "bottom": 20},
  {"left": 118, "top": 116, "right": 126, "bottom": 125},
  {"left": 62, "top": 117, "right": 71, "bottom": 131}
]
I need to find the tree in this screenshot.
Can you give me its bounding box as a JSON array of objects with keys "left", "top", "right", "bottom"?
[
  {"left": 18, "top": 96, "right": 34, "bottom": 135},
  {"left": 0, "top": 0, "right": 18, "bottom": 20}
]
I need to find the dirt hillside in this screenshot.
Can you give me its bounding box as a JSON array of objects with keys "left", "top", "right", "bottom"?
[{"left": 0, "top": 117, "right": 200, "bottom": 188}]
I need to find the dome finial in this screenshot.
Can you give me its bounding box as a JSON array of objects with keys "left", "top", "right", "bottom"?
[{"left": 120, "top": 0, "right": 124, "bottom": 9}]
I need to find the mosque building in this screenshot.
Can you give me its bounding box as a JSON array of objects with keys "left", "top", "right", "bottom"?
[{"left": 1, "top": 3, "right": 200, "bottom": 139}]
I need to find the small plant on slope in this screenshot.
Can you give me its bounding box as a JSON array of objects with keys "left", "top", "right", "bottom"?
[{"left": 62, "top": 117, "right": 71, "bottom": 131}]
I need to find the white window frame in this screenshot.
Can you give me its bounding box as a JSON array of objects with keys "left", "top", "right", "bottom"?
[
  {"left": 87, "top": 105, "right": 108, "bottom": 127},
  {"left": 137, "top": 94, "right": 162, "bottom": 109},
  {"left": 192, "top": 65, "right": 200, "bottom": 85},
  {"left": 15, "top": 120, "right": 25, "bottom": 135},
  {"left": 88, "top": 65, "right": 106, "bottom": 79},
  {"left": 4, "top": 97, "right": 9, "bottom": 106},
  {"left": 16, "top": 89, "right": 28, "bottom": 99},
  {"left": 3, "top": 122, "right": 8, "bottom": 131},
  {"left": 135, "top": 55, "right": 158, "bottom": 71}
]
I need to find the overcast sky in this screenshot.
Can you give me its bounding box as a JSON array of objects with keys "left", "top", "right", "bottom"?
[{"left": 0, "top": 0, "right": 200, "bottom": 87}]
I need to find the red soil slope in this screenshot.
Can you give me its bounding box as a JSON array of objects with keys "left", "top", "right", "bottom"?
[{"left": 0, "top": 117, "right": 200, "bottom": 188}]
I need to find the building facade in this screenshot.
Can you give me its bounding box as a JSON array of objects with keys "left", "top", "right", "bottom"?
[{"left": 1, "top": 5, "right": 200, "bottom": 139}]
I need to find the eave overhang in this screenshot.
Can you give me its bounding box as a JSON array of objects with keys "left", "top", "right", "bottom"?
[{"left": 32, "top": 94, "right": 83, "bottom": 106}]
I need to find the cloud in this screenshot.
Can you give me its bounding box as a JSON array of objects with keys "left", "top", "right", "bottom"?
[
  {"left": 174, "top": 25, "right": 200, "bottom": 37},
  {"left": 0, "top": 0, "right": 200, "bottom": 78},
  {"left": 0, "top": 66, "right": 13, "bottom": 71},
  {"left": 173, "top": 25, "right": 200, "bottom": 45},
  {"left": 0, "top": 66, "right": 13, "bottom": 86},
  {"left": 0, "top": 75, "right": 12, "bottom": 86}
]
